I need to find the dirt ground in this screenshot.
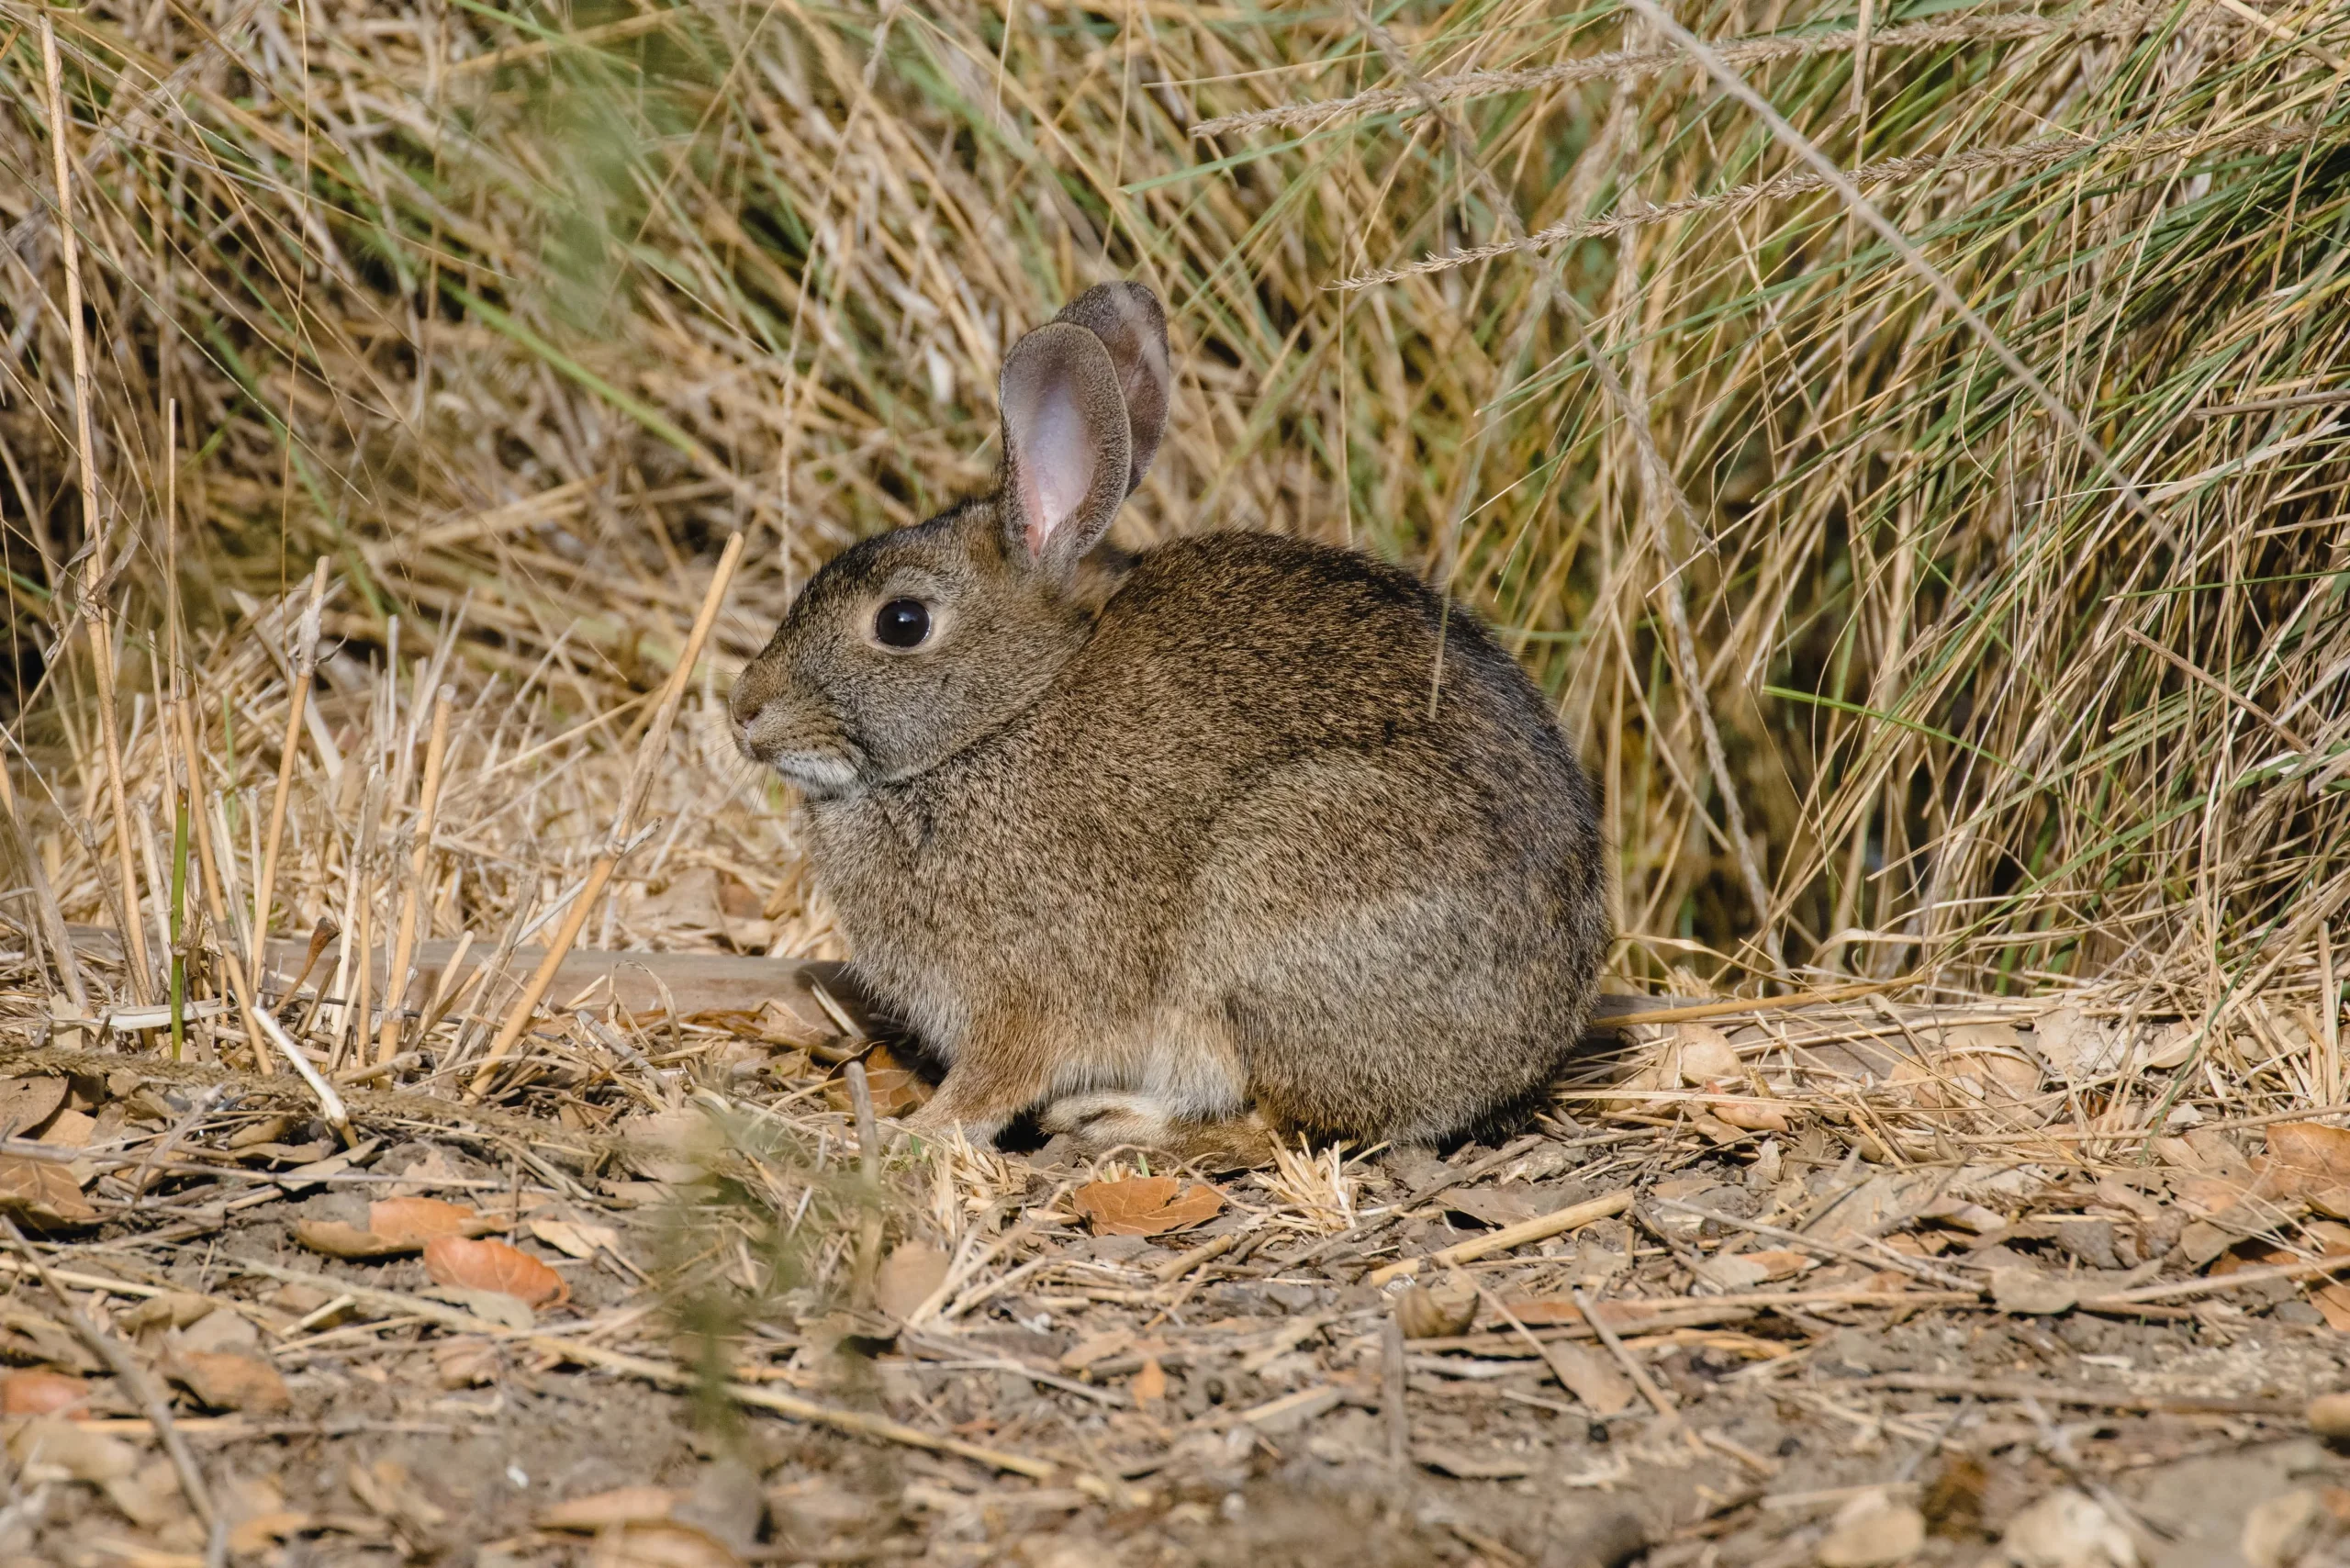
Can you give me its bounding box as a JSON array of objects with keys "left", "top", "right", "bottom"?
[{"left": 0, "top": 1003, "right": 2345, "bottom": 1568}]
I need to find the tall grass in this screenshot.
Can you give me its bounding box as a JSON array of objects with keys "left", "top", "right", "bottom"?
[{"left": 0, "top": 0, "right": 2344, "bottom": 1005}]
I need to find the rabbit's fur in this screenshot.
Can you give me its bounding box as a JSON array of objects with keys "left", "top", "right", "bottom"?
[{"left": 731, "top": 283, "right": 1607, "bottom": 1163}]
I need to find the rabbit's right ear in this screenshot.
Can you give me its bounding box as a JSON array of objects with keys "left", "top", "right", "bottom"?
[{"left": 998, "top": 321, "right": 1133, "bottom": 579}]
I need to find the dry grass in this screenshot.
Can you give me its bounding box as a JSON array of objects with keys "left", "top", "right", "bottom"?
[{"left": 0, "top": 0, "right": 2344, "bottom": 1028}]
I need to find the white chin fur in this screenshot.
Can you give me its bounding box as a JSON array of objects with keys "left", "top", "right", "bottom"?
[{"left": 764, "top": 751, "right": 860, "bottom": 796}]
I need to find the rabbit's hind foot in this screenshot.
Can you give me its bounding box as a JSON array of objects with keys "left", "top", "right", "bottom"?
[{"left": 1039, "top": 1093, "right": 1278, "bottom": 1171}]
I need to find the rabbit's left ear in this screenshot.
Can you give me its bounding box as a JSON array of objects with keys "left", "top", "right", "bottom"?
[
  {"left": 1053, "top": 283, "right": 1169, "bottom": 496},
  {"left": 998, "top": 320, "right": 1133, "bottom": 577}
]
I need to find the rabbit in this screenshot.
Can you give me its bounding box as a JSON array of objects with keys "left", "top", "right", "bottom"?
[{"left": 729, "top": 281, "right": 1609, "bottom": 1165}]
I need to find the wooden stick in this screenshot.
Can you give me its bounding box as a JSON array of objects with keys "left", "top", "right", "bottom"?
[
  {"left": 1367, "top": 1188, "right": 1634, "bottom": 1286},
  {"left": 1651, "top": 1196, "right": 1981, "bottom": 1293},
  {"left": 1862, "top": 1372, "right": 2297, "bottom": 1417},
  {"left": 251, "top": 559, "right": 330, "bottom": 999},
  {"left": 467, "top": 532, "right": 743, "bottom": 1098},
  {"left": 2080, "top": 1253, "right": 2350, "bottom": 1309},
  {"left": 40, "top": 17, "right": 151, "bottom": 1004},
  {"left": 377, "top": 689, "right": 453, "bottom": 1064}
]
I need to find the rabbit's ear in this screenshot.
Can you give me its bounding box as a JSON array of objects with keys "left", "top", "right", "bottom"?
[
  {"left": 1053, "top": 283, "right": 1169, "bottom": 496},
  {"left": 998, "top": 320, "right": 1133, "bottom": 577}
]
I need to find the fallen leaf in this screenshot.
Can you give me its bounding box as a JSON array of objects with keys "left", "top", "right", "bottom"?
[
  {"left": 2313, "top": 1286, "right": 2350, "bottom": 1334},
  {"left": 1131, "top": 1355, "right": 1167, "bottom": 1406},
  {"left": 423, "top": 1236, "right": 568, "bottom": 1307},
  {"left": 873, "top": 1241, "right": 950, "bottom": 1320},
  {"left": 35, "top": 1107, "right": 95, "bottom": 1148},
  {"left": 425, "top": 1285, "right": 537, "bottom": 1331},
  {"left": 822, "top": 1046, "right": 932, "bottom": 1119},
  {"left": 0, "top": 1077, "right": 67, "bottom": 1138},
  {"left": 2268, "top": 1124, "right": 2350, "bottom": 1203},
  {"left": 433, "top": 1340, "right": 499, "bottom": 1387},
  {"left": 0, "top": 1153, "right": 95, "bottom": 1227},
  {"left": 294, "top": 1219, "right": 409, "bottom": 1260},
  {"left": 6, "top": 1417, "right": 138, "bottom": 1484},
  {"left": 1819, "top": 1493, "right": 1927, "bottom": 1568},
  {"left": 1058, "top": 1331, "right": 1132, "bottom": 1372},
  {"left": 542, "top": 1485, "right": 683, "bottom": 1530},
  {"left": 588, "top": 1520, "right": 745, "bottom": 1568},
  {"left": 1540, "top": 1338, "right": 1636, "bottom": 1417},
  {"left": 369, "top": 1196, "right": 490, "bottom": 1247},
  {"left": 530, "top": 1216, "right": 623, "bottom": 1260},
  {"left": 1071, "top": 1176, "right": 1224, "bottom": 1238},
  {"left": 179, "top": 1306, "right": 263, "bottom": 1355},
  {"left": 106, "top": 1456, "right": 189, "bottom": 1530},
  {"left": 1443, "top": 1187, "right": 1552, "bottom": 1227},
  {"left": 1712, "top": 1098, "right": 1791, "bottom": 1133},
  {"left": 0, "top": 1370, "right": 89, "bottom": 1415},
  {"left": 1673, "top": 1024, "right": 1743, "bottom": 1084},
  {"left": 168, "top": 1350, "right": 291, "bottom": 1413},
  {"left": 1991, "top": 1266, "right": 2079, "bottom": 1316},
  {"left": 1396, "top": 1271, "right": 1478, "bottom": 1338}
]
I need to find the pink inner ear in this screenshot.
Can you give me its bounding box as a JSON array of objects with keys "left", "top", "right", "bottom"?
[{"left": 1021, "top": 379, "right": 1096, "bottom": 555}]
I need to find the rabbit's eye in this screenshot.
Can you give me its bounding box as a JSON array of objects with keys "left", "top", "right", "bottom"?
[{"left": 874, "top": 599, "right": 931, "bottom": 648}]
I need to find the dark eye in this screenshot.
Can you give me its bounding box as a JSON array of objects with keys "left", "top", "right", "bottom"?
[{"left": 874, "top": 599, "right": 931, "bottom": 648}]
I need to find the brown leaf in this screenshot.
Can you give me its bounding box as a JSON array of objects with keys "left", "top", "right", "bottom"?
[
  {"left": 0, "top": 1153, "right": 95, "bottom": 1227},
  {"left": 1712, "top": 1098, "right": 1791, "bottom": 1133},
  {"left": 168, "top": 1350, "right": 291, "bottom": 1413},
  {"left": 7, "top": 1417, "right": 140, "bottom": 1482},
  {"left": 1396, "top": 1271, "right": 1478, "bottom": 1339},
  {"left": 1540, "top": 1338, "right": 1636, "bottom": 1416},
  {"left": 530, "top": 1216, "right": 622, "bottom": 1260},
  {"left": 0, "top": 1077, "right": 67, "bottom": 1138},
  {"left": 369, "top": 1196, "right": 490, "bottom": 1247},
  {"left": 2268, "top": 1124, "right": 2350, "bottom": 1202},
  {"left": 423, "top": 1236, "right": 569, "bottom": 1307},
  {"left": 822, "top": 1046, "right": 931, "bottom": 1119},
  {"left": 1071, "top": 1176, "right": 1225, "bottom": 1237},
  {"left": 588, "top": 1520, "right": 745, "bottom": 1568},
  {"left": 36, "top": 1107, "right": 95, "bottom": 1149},
  {"left": 873, "top": 1242, "right": 950, "bottom": 1320},
  {"left": 1131, "top": 1355, "right": 1167, "bottom": 1406},
  {"left": 293, "top": 1219, "right": 411, "bottom": 1260},
  {"left": 2313, "top": 1284, "right": 2350, "bottom": 1333},
  {"left": 0, "top": 1370, "right": 89, "bottom": 1415},
  {"left": 1443, "top": 1188, "right": 1551, "bottom": 1227}
]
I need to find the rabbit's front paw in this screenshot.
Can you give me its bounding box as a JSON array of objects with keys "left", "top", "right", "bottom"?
[{"left": 902, "top": 1097, "right": 1005, "bottom": 1148}]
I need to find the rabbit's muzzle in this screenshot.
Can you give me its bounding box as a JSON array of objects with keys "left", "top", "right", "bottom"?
[{"left": 729, "top": 675, "right": 862, "bottom": 799}]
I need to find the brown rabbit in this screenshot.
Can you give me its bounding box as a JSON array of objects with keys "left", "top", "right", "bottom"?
[{"left": 730, "top": 282, "right": 1607, "bottom": 1163}]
